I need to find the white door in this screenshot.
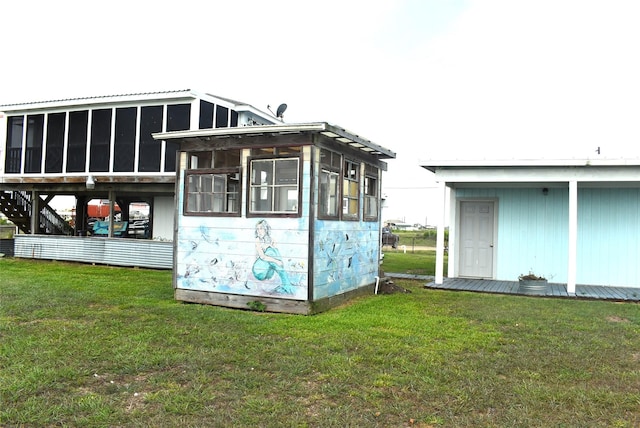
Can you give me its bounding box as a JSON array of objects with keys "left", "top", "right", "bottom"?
[{"left": 459, "top": 201, "right": 495, "bottom": 278}]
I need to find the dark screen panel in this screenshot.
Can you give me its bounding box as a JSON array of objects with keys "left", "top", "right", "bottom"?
[
  {"left": 89, "top": 109, "right": 112, "bottom": 172},
  {"left": 139, "top": 105, "right": 163, "bottom": 172},
  {"left": 165, "top": 104, "right": 190, "bottom": 171},
  {"left": 113, "top": 107, "right": 137, "bottom": 172},
  {"left": 199, "top": 100, "right": 214, "bottom": 129},
  {"left": 45, "top": 112, "right": 65, "bottom": 173},
  {"left": 25, "top": 114, "right": 44, "bottom": 173},
  {"left": 230, "top": 110, "right": 238, "bottom": 127},
  {"left": 66, "top": 110, "right": 88, "bottom": 172},
  {"left": 167, "top": 104, "right": 190, "bottom": 131},
  {"left": 164, "top": 141, "right": 179, "bottom": 172},
  {"left": 215, "top": 105, "right": 228, "bottom": 128},
  {"left": 4, "top": 116, "right": 23, "bottom": 173}
]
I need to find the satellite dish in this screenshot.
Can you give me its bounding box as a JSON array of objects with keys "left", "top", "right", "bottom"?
[{"left": 276, "top": 103, "right": 287, "bottom": 119}]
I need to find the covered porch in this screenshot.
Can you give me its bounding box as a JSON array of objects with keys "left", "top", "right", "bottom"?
[
  {"left": 422, "top": 277, "right": 640, "bottom": 302},
  {"left": 421, "top": 159, "right": 640, "bottom": 293}
]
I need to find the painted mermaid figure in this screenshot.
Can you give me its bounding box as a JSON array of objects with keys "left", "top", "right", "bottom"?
[{"left": 252, "top": 220, "right": 294, "bottom": 294}]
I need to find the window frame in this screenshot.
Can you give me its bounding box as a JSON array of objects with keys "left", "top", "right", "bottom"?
[
  {"left": 341, "top": 158, "right": 360, "bottom": 221},
  {"left": 318, "top": 148, "right": 341, "bottom": 220},
  {"left": 247, "top": 153, "right": 302, "bottom": 218},
  {"left": 363, "top": 163, "right": 380, "bottom": 222},
  {"left": 183, "top": 150, "right": 242, "bottom": 217}
]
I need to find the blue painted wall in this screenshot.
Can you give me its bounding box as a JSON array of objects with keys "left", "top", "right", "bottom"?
[
  {"left": 456, "top": 187, "right": 640, "bottom": 286},
  {"left": 175, "top": 215, "right": 310, "bottom": 300},
  {"left": 456, "top": 188, "right": 569, "bottom": 282},
  {"left": 577, "top": 188, "right": 640, "bottom": 286},
  {"left": 312, "top": 219, "right": 380, "bottom": 300}
]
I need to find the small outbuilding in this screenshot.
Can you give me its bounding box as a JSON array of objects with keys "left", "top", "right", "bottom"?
[
  {"left": 422, "top": 157, "right": 640, "bottom": 294},
  {"left": 155, "top": 122, "right": 396, "bottom": 314}
]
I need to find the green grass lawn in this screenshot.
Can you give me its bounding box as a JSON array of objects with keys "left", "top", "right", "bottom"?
[
  {"left": 381, "top": 250, "right": 447, "bottom": 276},
  {"left": 388, "top": 229, "right": 447, "bottom": 249},
  {"left": 2, "top": 258, "right": 640, "bottom": 427}
]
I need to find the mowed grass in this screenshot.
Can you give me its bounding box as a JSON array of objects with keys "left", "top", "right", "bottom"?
[
  {"left": 381, "top": 250, "right": 446, "bottom": 276},
  {"left": 2, "top": 258, "right": 640, "bottom": 427}
]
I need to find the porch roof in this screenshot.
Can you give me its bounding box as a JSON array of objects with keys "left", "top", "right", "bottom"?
[
  {"left": 0, "top": 89, "right": 274, "bottom": 121},
  {"left": 154, "top": 122, "right": 397, "bottom": 160},
  {"left": 421, "top": 157, "right": 640, "bottom": 185},
  {"left": 421, "top": 157, "right": 640, "bottom": 173}
]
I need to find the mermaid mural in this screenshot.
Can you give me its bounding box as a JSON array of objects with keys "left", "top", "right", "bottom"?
[{"left": 253, "top": 219, "right": 295, "bottom": 294}]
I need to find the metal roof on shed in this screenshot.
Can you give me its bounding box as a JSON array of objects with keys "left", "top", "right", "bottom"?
[{"left": 153, "top": 122, "right": 396, "bottom": 160}]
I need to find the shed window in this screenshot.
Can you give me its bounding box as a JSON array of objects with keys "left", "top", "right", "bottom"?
[
  {"left": 319, "top": 148, "right": 341, "bottom": 219},
  {"left": 342, "top": 159, "right": 359, "bottom": 219},
  {"left": 249, "top": 157, "right": 300, "bottom": 215},
  {"left": 185, "top": 149, "right": 241, "bottom": 216},
  {"left": 364, "top": 164, "right": 379, "bottom": 221},
  {"left": 251, "top": 147, "right": 301, "bottom": 156}
]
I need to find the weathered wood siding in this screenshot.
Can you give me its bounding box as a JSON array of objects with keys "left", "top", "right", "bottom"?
[{"left": 173, "top": 148, "right": 311, "bottom": 302}]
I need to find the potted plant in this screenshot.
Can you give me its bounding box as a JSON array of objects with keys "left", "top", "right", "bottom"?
[{"left": 518, "top": 271, "right": 548, "bottom": 294}]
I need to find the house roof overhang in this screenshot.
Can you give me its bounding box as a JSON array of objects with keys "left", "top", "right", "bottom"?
[
  {"left": 153, "top": 122, "right": 396, "bottom": 162},
  {"left": 421, "top": 157, "right": 640, "bottom": 172},
  {"left": 421, "top": 158, "right": 640, "bottom": 187},
  {"left": 0, "top": 89, "right": 277, "bottom": 124}
]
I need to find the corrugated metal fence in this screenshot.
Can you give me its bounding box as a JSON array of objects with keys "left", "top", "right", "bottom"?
[{"left": 14, "top": 235, "right": 173, "bottom": 269}]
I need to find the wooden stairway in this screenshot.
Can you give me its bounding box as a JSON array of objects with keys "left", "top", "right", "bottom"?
[{"left": 0, "top": 191, "right": 74, "bottom": 235}]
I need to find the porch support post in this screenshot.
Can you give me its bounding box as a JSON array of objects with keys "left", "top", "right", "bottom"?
[
  {"left": 447, "top": 187, "right": 456, "bottom": 279},
  {"left": 435, "top": 181, "right": 447, "bottom": 285},
  {"left": 567, "top": 180, "right": 578, "bottom": 295},
  {"left": 30, "top": 190, "right": 39, "bottom": 234},
  {"left": 108, "top": 190, "right": 115, "bottom": 238}
]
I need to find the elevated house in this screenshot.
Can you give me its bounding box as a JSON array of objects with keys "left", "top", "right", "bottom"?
[
  {"left": 0, "top": 90, "right": 278, "bottom": 267},
  {"left": 154, "top": 122, "right": 396, "bottom": 314},
  {"left": 422, "top": 157, "right": 640, "bottom": 294}
]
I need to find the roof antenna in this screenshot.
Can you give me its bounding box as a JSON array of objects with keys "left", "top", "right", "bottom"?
[{"left": 267, "top": 103, "right": 287, "bottom": 121}]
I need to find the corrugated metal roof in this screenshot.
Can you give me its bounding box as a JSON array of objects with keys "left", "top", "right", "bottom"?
[
  {"left": 0, "top": 89, "right": 277, "bottom": 124},
  {"left": 421, "top": 157, "right": 640, "bottom": 172},
  {"left": 0, "top": 89, "right": 194, "bottom": 109},
  {"left": 153, "top": 122, "right": 396, "bottom": 159},
  {"left": 203, "top": 92, "right": 245, "bottom": 106}
]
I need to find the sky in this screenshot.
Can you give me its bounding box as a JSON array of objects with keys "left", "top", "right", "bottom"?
[{"left": 2, "top": 0, "right": 640, "bottom": 225}]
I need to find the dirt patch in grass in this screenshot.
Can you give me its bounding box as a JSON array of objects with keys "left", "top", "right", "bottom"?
[
  {"left": 606, "top": 315, "right": 630, "bottom": 323},
  {"left": 377, "top": 278, "right": 412, "bottom": 294}
]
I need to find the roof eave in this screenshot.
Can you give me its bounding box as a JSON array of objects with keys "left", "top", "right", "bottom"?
[
  {"left": 153, "top": 122, "right": 396, "bottom": 160},
  {"left": 421, "top": 158, "right": 640, "bottom": 170}
]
